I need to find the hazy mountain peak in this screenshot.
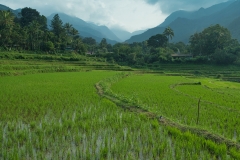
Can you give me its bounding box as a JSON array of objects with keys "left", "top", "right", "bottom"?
[
  {"left": 126, "top": 0, "right": 240, "bottom": 43},
  {"left": 0, "top": 4, "right": 20, "bottom": 15},
  {"left": 159, "top": 0, "right": 235, "bottom": 28},
  {"left": 47, "top": 12, "right": 120, "bottom": 44},
  {"left": 0, "top": 4, "right": 12, "bottom": 11}
]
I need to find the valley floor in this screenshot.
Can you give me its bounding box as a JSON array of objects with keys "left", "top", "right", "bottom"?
[{"left": 1, "top": 53, "right": 240, "bottom": 159}]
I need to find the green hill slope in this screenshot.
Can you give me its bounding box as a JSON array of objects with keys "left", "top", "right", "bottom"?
[{"left": 126, "top": 0, "right": 240, "bottom": 43}]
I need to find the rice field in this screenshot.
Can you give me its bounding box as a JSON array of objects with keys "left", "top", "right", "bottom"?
[
  {"left": 1, "top": 54, "right": 240, "bottom": 159},
  {"left": 110, "top": 74, "right": 240, "bottom": 141}
]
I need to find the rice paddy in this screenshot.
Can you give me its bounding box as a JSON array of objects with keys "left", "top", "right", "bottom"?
[{"left": 1, "top": 52, "right": 240, "bottom": 159}]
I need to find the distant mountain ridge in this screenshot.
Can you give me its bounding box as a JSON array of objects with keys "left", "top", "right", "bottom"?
[
  {"left": 47, "top": 13, "right": 120, "bottom": 44},
  {"left": 159, "top": 0, "right": 235, "bottom": 27},
  {"left": 2, "top": 1, "right": 240, "bottom": 44},
  {"left": 0, "top": 4, "right": 21, "bottom": 15},
  {"left": 0, "top": 4, "right": 122, "bottom": 45},
  {"left": 111, "top": 29, "right": 146, "bottom": 41},
  {"left": 126, "top": 0, "right": 240, "bottom": 43}
]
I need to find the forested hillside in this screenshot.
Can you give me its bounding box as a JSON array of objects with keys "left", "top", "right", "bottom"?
[
  {"left": 47, "top": 13, "right": 121, "bottom": 44},
  {"left": 126, "top": 0, "right": 240, "bottom": 43},
  {"left": 1, "top": 5, "right": 240, "bottom": 66}
]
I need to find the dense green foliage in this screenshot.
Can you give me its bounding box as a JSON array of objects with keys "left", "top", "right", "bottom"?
[
  {"left": 1, "top": 6, "right": 240, "bottom": 67},
  {"left": 147, "top": 34, "right": 168, "bottom": 48},
  {"left": 0, "top": 9, "right": 86, "bottom": 54},
  {"left": 190, "top": 24, "right": 240, "bottom": 64},
  {"left": 95, "top": 24, "right": 240, "bottom": 66},
  {"left": 1, "top": 2, "right": 240, "bottom": 159}
]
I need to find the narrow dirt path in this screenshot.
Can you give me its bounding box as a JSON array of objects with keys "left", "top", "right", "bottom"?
[{"left": 95, "top": 74, "right": 240, "bottom": 151}]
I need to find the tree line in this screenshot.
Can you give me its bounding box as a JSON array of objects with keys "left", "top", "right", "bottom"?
[
  {"left": 95, "top": 24, "right": 240, "bottom": 65},
  {"left": 0, "top": 8, "right": 87, "bottom": 53},
  {"left": 0, "top": 7, "right": 240, "bottom": 65}
]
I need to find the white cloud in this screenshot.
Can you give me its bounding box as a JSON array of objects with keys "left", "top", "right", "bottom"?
[
  {"left": 145, "top": 0, "right": 228, "bottom": 14},
  {"left": 1, "top": 0, "right": 228, "bottom": 32},
  {"left": 1, "top": 0, "right": 167, "bottom": 32}
]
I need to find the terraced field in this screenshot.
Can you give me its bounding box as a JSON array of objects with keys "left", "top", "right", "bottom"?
[
  {"left": 1, "top": 52, "right": 240, "bottom": 159},
  {"left": 110, "top": 74, "right": 240, "bottom": 139}
]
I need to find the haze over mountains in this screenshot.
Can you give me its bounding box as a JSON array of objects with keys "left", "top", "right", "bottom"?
[
  {"left": 126, "top": 0, "right": 240, "bottom": 43},
  {"left": 47, "top": 13, "right": 121, "bottom": 44},
  {"left": 0, "top": 4, "right": 21, "bottom": 16},
  {"left": 0, "top": 4, "right": 144, "bottom": 44},
  {"left": 47, "top": 13, "right": 147, "bottom": 44},
  {"left": 1, "top": 0, "right": 240, "bottom": 44}
]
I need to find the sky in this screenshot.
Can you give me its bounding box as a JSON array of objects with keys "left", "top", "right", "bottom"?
[{"left": 0, "top": 0, "right": 228, "bottom": 32}]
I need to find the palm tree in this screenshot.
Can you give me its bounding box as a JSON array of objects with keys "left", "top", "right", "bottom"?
[
  {"left": 0, "top": 11, "right": 15, "bottom": 47},
  {"left": 163, "top": 27, "right": 174, "bottom": 42},
  {"left": 163, "top": 27, "right": 174, "bottom": 53},
  {"left": 27, "top": 20, "right": 42, "bottom": 50},
  {"left": 68, "top": 27, "right": 79, "bottom": 47},
  {"left": 44, "top": 31, "right": 54, "bottom": 42},
  {"left": 18, "top": 27, "right": 28, "bottom": 50},
  {"left": 72, "top": 38, "right": 82, "bottom": 51},
  {"left": 70, "top": 27, "right": 79, "bottom": 37},
  {"left": 189, "top": 32, "right": 204, "bottom": 56},
  {"left": 0, "top": 10, "right": 14, "bottom": 29},
  {"left": 63, "top": 23, "right": 73, "bottom": 35}
]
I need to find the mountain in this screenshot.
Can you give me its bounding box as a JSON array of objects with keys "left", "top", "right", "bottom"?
[
  {"left": 159, "top": 0, "right": 234, "bottom": 27},
  {"left": 88, "top": 23, "right": 121, "bottom": 42},
  {"left": 132, "top": 29, "right": 146, "bottom": 36},
  {"left": 0, "top": 4, "right": 121, "bottom": 45},
  {"left": 111, "top": 28, "right": 146, "bottom": 41},
  {"left": 0, "top": 4, "right": 11, "bottom": 10},
  {"left": 111, "top": 29, "right": 132, "bottom": 42},
  {"left": 48, "top": 13, "right": 120, "bottom": 44},
  {"left": 0, "top": 4, "right": 21, "bottom": 15},
  {"left": 126, "top": 0, "right": 240, "bottom": 43},
  {"left": 228, "top": 16, "right": 240, "bottom": 40}
]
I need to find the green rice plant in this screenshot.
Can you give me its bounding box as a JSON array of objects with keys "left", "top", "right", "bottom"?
[
  {"left": 229, "top": 147, "right": 240, "bottom": 159},
  {"left": 110, "top": 73, "right": 240, "bottom": 141},
  {"left": 1, "top": 59, "right": 239, "bottom": 159}
]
